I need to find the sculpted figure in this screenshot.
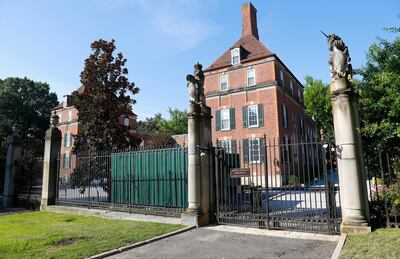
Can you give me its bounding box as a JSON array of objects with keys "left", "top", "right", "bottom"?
[
  {"left": 322, "top": 32, "right": 353, "bottom": 81},
  {"left": 187, "top": 63, "right": 206, "bottom": 108}
]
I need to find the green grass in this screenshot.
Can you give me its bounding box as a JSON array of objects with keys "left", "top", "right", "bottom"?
[
  {"left": 340, "top": 228, "right": 400, "bottom": 259},
  {"left": 0, "top": 211, "right": 183, "bottom": 259}
]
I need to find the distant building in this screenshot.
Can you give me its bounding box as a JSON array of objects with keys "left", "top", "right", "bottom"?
[
  {"left": 53, "top": 86, "right": 149, "bottom": 171},
  {"left": 203, "top": 3, "right": 316, "bottom": 186},
  {"left": 204, "top": 2, "right": 316, "bottom": 151}
]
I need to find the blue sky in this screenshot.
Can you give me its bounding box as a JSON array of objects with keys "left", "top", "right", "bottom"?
[{"left": 0, "top": 0, "right": 398, "bottom": 120}]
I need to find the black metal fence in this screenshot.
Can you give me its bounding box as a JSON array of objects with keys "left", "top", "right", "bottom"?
[
  {"left": 56, "top": 147, "right": 188, "bottom": 217},
  {"left": 366, "top": 149, "right": 400, "bottom": 228},
  {"left": 15, "top": 157, "right": 43, "bottom": 209},
  {"left": 214, "top": 137, "right": 341, "bottom": 235}
]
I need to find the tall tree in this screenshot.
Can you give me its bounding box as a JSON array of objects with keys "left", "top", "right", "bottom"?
[
  {"left": 0, "top": 77, "right": 58, "bottom": 146},
  {"left": 71, "top": 39, "right": 140, "bottom": 153},
  {"left": 137, "top": 113, "right": 163, "bottom": 134},
  {"left": 137, "top": 108, "right": 188, "bottom": 135},
  {"left": 303, "top": 75, "right": 333, "bottom": 138},
  {"left": 159, "top": 108, "right": 188, "bottom": 135},
  {"left": 0, "top": 77, "right": 58, "bottom": 194},
  {"left": 355, "top": 29, "right": 400, "bottom": 155}
]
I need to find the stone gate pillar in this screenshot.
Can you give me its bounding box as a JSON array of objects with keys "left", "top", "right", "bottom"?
[
  {"left": 40, "top": 112, "right": 61, "bottom": 210},
  {"left": 325, "top": 33, "right": 370, "bottom": 234},
  {"left": 181, "top": 63, "right": 212, "bottom": 226},
  {"left": 2, "top": 127, "right": 22, "bottom": 208}
]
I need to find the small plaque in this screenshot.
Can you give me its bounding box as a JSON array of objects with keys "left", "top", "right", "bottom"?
[{"left": 230, "top": 168, "right": 250, "bottom": 178}]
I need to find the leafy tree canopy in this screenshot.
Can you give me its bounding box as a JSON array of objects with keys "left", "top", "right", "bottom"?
[
  {"left": 303, "top": 75, "right": 333, "bottom": 138},
  {"left": 71, "top": 39, "right": 140, "bottom": 153},
  {"left": 354, "top": 29, "right": 400, "bottom": 155},
  {"left": 0, "top": 77, "right": 58, "bottom": 154},
  {"left": 138, "top": 108, "right": 187, "bottom": 135}
]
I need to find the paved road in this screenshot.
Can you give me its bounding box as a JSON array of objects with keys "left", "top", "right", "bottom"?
[{"left": 108, "top": 226, "right": 338, "bottom": 259}]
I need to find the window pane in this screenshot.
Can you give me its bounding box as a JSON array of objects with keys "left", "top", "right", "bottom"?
[
  {"left": 220, "top": 109, "right": 230, "bottom": 130},
  {"left": 249, "top": 138, "right": 260, "bottom": 163},
  {"left": 248, "top": 105, "right": 258, "bottom": 127},
  {"left": 247, "top": 69, "right": 255, "bottom": 86},
  {"left": 220, "top": 75, "right": 228, "bottom": 91}
]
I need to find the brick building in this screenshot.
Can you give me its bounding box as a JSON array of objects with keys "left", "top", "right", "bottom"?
[
  {"left": 204, "top": 3, "right": 316, "bottom": 184},
  {"left": 53, "top": 86, "right": 148, "bottom": 172}
]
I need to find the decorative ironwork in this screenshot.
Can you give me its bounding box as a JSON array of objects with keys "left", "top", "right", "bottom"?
[{"left": 214, "top": 137, "right": 341, "bottom": 235}]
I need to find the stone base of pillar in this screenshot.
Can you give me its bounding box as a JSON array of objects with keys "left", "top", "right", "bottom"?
[
  {"left": 340, "top": 222, "right": 371, "bottom": 235},
  {"left": 181, "top": 210, "right": 210, "bottom": 227},
  {"left": 2, "top": 195, "right": 13, "bottom": 208},
  {"left": 40, "top": 199, "right": 51, "bottom": 211}
]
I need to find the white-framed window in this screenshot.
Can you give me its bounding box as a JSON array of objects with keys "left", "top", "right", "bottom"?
[
  {"left": 297, "top": 89, "right": 301, "bottom": 100},
  {"left": 124, "top": 117, "right": 130, "bottom": 127},
  {"left": 58, "top": 112, "right": 62, "bottom": 123},
  {"left": 63, "top": 153, "right": 71, "bottom": 169},
  {"left": 247, "top": 69, "right": 255, "bottom": 86},
  {"left": 220, "top": 74, "right": 228, "bottom": 91},
  {"left": 64, "top": 132, "right": 72, "bottom": 148},
  {"left": 249, "top": 138, "right": 260, "bottom": 163},
  {"left": 290, "top": 81, "right": 293, "bottom": 94},
  {"left": 280, "top": 70, "right": 285, "bottom": 86},
  {"left": 219, "top": 139, "right": 237, "bottom": 154},
  {"left": 247, "top": 105, "right": 258, "bottom": 127},
  {"left": 220, "top": 109, "right": 230, "bottom": 131},
  {"left": 231, "top": 47, "right": 240, "bottom": 65},
  {"left": 67, "top": 110, "right": 72, "bottom": 122},
  {"left": 282, "top": 105, "right": 288, "bottom": 128}
]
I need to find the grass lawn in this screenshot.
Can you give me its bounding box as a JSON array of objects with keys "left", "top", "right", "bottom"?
[
  {"left": 340, "top": 228, "right": 400, "bottom": 259},
  {"left": 0, "top": 211, "right": 183, "bottom": 259}
]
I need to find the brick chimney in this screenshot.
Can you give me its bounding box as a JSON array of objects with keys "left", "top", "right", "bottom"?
[{"left": 242, "top": 2, "right": 259, "bottom": 40}]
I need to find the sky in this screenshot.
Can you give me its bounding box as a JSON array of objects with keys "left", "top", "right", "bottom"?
[{"left": 0, "top": 0, "right": 398, "bottom": 120}]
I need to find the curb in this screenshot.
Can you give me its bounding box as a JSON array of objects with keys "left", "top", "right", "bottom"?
[
  {"left": 331, "top": 234, "right": 347, "bottom": 259},
  {"left": 86, "top": 226, "right": 196, "bottom": 259}
]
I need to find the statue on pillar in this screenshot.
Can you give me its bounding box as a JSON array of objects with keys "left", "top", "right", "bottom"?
[
  {"left": 322, "top": 32, "right": 353, "bottom": 81},
  {"left": 187, "top": 63, "right": 206, "bottom": 110}
]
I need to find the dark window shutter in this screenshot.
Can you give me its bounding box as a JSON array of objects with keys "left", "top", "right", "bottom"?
[
  {"left": 243, "top": 138, "right": 249, "bottom": 163},
  {"left": 215, "top": 110, "right": 221, "bottom": 131},
  {"left": 229, "top": 108, "right": 235, "bottom": 130},
  {"left": 258, "top": 104, "right": 264, "bottom": 127},
  {"left": 231, "top": 139, "right": 237, "bottom": 154},
  {"left": 260, "top": 138, "right": 266, "bottom": 163},
  {"left": 64, "top": 133, "right": 67, "bottom": 147},
  {"left": 242, "top": 106, "right": 248, "bottom": 128}
]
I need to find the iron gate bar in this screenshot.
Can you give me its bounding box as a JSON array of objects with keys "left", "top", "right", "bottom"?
[{"left": 214, "top": 138, "right": 342, "bottom": 235}]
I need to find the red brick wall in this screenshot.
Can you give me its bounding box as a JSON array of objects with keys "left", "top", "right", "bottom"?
[{"left": 204, "top": 60, "right": 276, "bottom": 96}]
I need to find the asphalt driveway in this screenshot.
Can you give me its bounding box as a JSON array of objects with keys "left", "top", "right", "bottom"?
[{"left": 107, "top": 225, "right": 338, "bottom": 259}]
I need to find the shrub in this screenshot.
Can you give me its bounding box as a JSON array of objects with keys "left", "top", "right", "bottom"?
[{"left": 288, "top": 175, "right": 300, "bottom": 187}]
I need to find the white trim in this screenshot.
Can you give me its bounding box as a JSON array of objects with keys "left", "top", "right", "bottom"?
[
  {"left": 247, "top": 68, "right": 255, "bottom": 86},
  {"left": 67, "top": 110, "right": 72, "bottom": 122},
  {"left": 247, "top": 104, "right": 259, "bottom": 128},
  {"left": 248, "top": 138, "right": 260, "bottom": 163},
  {"left": 220, "top": 74, "right": 228, "bottom": 91},
  {"left": 231, "top": 47, "right": 240, "bottom": 65},
  {"left": 220, "top": 109, "right": 230, "bottom": 131}
]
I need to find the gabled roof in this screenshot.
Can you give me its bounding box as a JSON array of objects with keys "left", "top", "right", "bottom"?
[{"left": 204, "top": 35, "right": 274, "bottom": 72}]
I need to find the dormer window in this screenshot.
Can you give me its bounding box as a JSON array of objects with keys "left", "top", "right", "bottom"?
[
  {"left": 231, "top": 47, "right": 240, "bottom": 65},
  {"left": 124, "top": 117, "right": 130, "bottom": 127}
]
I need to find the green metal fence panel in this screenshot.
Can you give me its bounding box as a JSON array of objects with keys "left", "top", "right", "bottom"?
[{"left": 111, "top": 148, "right": 188, "bottom": 208}]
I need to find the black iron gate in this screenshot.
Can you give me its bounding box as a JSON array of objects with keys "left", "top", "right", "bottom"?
[{"left": 214, "top": 137, "right": 341, "bottom": 235}]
